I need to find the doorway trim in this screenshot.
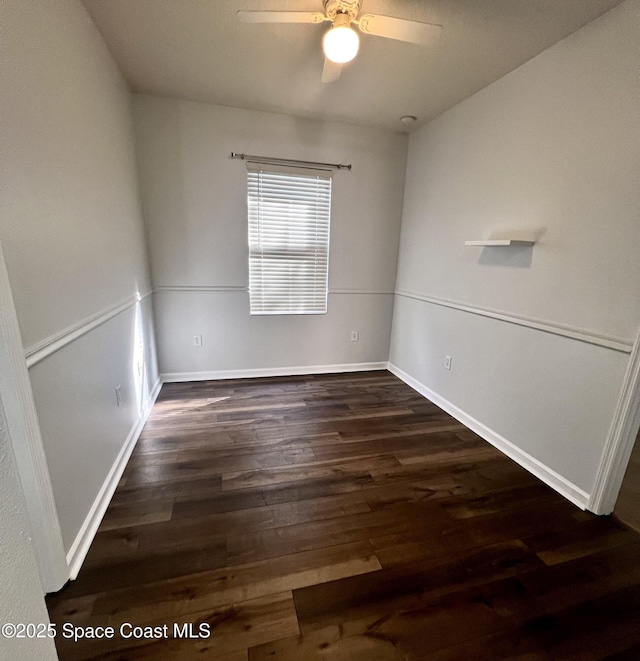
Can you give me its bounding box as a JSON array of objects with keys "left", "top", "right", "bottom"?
[
  {"left": 0, "top": 243, "right": 68, "bottom": 592},
  {"left": 589, "top": 328, "right": 640, "bottom": 515}
]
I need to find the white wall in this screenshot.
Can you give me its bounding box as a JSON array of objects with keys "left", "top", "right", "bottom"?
[
  {"left": 133, "top": 96, "right": 407, "bottom": 377},
  {"left": 390, "top": 0, "right": 640, "bottom": 499},
  {"left": 0, "top": 397, "right": 58, "bottom": 661},
  {"left": 1, "top": 0, "right": 158, "bottom": 560}
]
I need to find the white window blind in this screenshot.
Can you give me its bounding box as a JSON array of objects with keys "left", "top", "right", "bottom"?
[{"left": 248, "top": 165, "right": 331, "bottom": 315}]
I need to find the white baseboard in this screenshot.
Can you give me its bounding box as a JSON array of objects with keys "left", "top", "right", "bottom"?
[
  {"left": 161, "top": 362, "right": 388, "bottom": 383},
  {"left": 387, "top": 362, "right": 590, "bottom": 510},
  {"left": 66, "top": 377, "right": 162, "bottom": 579}
]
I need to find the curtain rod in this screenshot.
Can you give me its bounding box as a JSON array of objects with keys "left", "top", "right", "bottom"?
[{"left": 230, "top": 152, "right": 351, "bottom": 171}]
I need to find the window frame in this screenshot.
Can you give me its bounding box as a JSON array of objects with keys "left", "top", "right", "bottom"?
[{"left": 247, "top": 164, "right": 332, "bottom": 316}]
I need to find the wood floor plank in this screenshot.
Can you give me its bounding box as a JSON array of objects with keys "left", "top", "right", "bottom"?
[
  {"left": 124, "top": 446, "right": 316, "bottom": 471},
  {"left": 171, "top": 489, "right": 267, "bottom": 517},
  {"left": 311, "top": 429, "right": 485, "bottom": 461},
  {"left": 137, "top": 429, "right": 260, "bottom": 448},
  {"left": 98, "top": 500, "right": 174, "bottom": 531},
  {"left": 168, "top": 490, "right": 371, "bottom": 531},
  {"left": 523, "top": 516, "right": 638, "bottom": 566},
  {"left": 515, "top": 542, "right": 640, "bottom": 615},
  {"left": 58, "top": 593, "right": 297, "bottom": 661},
  {"left": 46, "top": 371, "right": 640, "bottom": 660},
  {"left": 371, "top": 500, "right": 587, "bottom": 569},
  {"left": 248, "top": 604, "right": 503, "bottom": 661},
  {"left": 436, "top": 481, "right": 558, "bottom": 519},
  {"left": 83, "top": 492, "right": 374, "bottom": 567},
  {"left": 57, "top": 537, "right": 228, "bottom": 600},
  {"left": 418, "top": 584, "right": 640, "bottom": 661},
  {"left": 292, "top": 539, "right": 543, "bottom": 631},
  {"left": 90, "top": 540, "right": 382, "bottom": 624},
  {"left": 307, "top": 422, "right": 465, "bottom": 446},
  {"left": 47, "top": 594, "right": 96, "bottom": 628},
  {"left": 221, "top": 454, "right": 402, "bottom": 491},
  {"left": 253, "top": 574, "right": 555, "bottom": 660},
  {"left": 109, "top": 475, "right": 223, "bottom": 506},
  {"left": 261, "top": 472, "right": 377, "bottom": 505},
  {"left": 226, "top": 500, "right": 452, "bottom": 566}
]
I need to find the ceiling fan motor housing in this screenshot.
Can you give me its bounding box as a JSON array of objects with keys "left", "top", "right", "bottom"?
[{"left": 323, "top": 0, "right": 362, "bottom": 22}]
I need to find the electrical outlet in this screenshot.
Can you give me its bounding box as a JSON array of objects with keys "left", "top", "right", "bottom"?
[
  {"left": 115, "top": 385, "right": 122, "bottom": 407},
  {"left": 193, "top": 334, "right": 203, "bottom": 347},
  {"left": 350, "top": 330, "right": 359, "bottom": 342},
  {"left": 444, "top": 355, "right": 452, "bottom": 371}
]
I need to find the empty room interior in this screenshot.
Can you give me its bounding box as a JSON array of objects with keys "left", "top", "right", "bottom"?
[{"left": 2, "top": 0, "right": 640, "bottom": 659}]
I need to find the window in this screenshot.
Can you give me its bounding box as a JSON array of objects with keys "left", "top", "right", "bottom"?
[{"left": 247, "top": 165, "right": 331, "bottom": 315}]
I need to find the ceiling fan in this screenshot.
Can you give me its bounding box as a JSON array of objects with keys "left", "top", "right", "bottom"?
[{"left": 237, "top": 0, "right": 442, "bottom": 83}]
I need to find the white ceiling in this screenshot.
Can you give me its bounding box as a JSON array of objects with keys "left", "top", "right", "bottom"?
[{"left": 83, "top": 0, "right": 623, "bottom": 132}]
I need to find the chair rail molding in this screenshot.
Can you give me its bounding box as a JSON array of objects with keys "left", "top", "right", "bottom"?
[
  {"left": 0, "top": 242, "right": 68, "bottom": 592},
  {"left": 395, "top": 290, "right": 634, "bottom": 353},
  {"left": 25, "top": 291, "right": 153, "bottom": 368}
]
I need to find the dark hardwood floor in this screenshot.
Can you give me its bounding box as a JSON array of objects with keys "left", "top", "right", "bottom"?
[{"left": 46, "top": 371, "right": 640, "bottom": 660}]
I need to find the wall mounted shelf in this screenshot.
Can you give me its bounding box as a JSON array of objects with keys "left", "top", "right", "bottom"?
[{"left": 465, "top": 239, "right": 535, "bottom": 247}]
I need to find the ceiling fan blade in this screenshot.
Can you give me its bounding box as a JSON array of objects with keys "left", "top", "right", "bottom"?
[
  {"left": 357, "top": 14, "right": 442, "bottom": 45},
  {"left": 237, "top": 11, "right": 326, "bottom": 24},
  {"left": 321, "top": 58, "right": 342, "bottom": 83}
]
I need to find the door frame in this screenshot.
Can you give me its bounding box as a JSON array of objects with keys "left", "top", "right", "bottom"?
[
  {"left": 588, "top": 328, "right": 640, "bottom": 515},
  {"left": 0, "top": 242, "right": 68, "bottom": 592}
]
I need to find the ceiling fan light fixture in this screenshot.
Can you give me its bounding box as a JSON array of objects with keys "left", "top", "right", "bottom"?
[{"left": 323, "top": 15, "right": 359, "bottom": 63}]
